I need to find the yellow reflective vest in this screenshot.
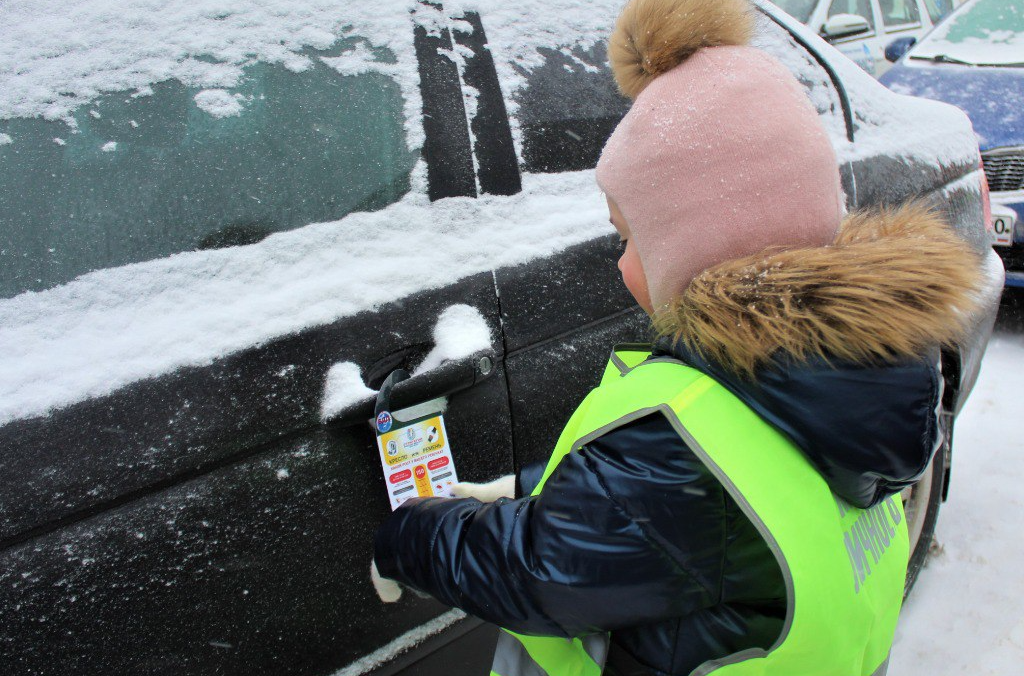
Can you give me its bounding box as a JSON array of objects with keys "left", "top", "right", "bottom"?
[{"left": 491, "top": 347, "right": 908, "bottom": 676}]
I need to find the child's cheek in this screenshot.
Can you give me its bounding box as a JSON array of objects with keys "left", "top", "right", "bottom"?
[{"left": 619, "top": 246, "right": 654, "bottom": 314}]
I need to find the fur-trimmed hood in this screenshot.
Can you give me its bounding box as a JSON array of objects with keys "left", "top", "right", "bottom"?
[
  {"left": 653, "top": 204, "right": 987, "bottom": 507},
  {"left": 655, "top": 203, "right": 986, "bottom": 376}
]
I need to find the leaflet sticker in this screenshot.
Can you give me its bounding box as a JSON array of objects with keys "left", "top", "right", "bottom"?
[{"left": 376, "top": 412, "right": 459, "bottom": 511}]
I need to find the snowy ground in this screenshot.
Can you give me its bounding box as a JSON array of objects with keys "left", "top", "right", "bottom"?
[{"left": 891, "top": 291, "right": 1024, "bottom": 673}]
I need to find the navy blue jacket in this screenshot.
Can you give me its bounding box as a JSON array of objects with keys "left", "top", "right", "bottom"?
[{"left": 374, "top": 341, "right": 942, "bottom": 675}]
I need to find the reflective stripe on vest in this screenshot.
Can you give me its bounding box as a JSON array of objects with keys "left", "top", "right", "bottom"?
[{"left": 490, "top": 347, "right": 908, "bottom": 676}]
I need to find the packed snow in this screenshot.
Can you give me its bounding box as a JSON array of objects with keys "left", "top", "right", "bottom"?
[
  {"left": 0, "top": 171, "right": 607, "bottom": 425},
  {"left": 319, "top": 304, "right": 490, "bottom": 423},
  {"left": 193, "top": 89, "right": 245, "bottom": 118},
  {"left": 320, "top": 362, "right": 376, "bottom": 422},
  {"left": 412, "top": 304, "right": 492, "bottom": 376},
  {"left": 891, "top": 324, "right": 1024, "bottom": 673}
]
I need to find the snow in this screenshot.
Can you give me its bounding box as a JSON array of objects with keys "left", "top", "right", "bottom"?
[
  {"left": 754, "top": 0, "right": 981, "bottom": 168},
  {"left": 0, "top": 0, "right": 417, "bottom": 127},
  {"left": 320, "top": 42, "right": 400, "bottom": 78},
  {"left": 0, "top": 0, "right": 626, "bottom": 166},
  {"left": 751, "top": 12, "right": 847, "bottom": 145},
  {"left": 319, "top": 304, "right": 492, "bottom": 421},
  {"left": 891, "top": 325, "right": 1024, "bottom": 673},
  {"left": 412, "top": 304, "right": 492, "bottom": 376},
  {"left": 1, "top": 0, "right": 982, "bottom": 172},
  {"left": 439, "top": 0, "right": 623, "bottom": 155},
  {"left": 320, "top": 362, "right": 375, "bottom": 422},
  {"left": 100, "top": 141, "right": 117, "bottom": 152},
  {"left": 0, "top": 133, "right": 12, "bottom": 145},
  {"left": 0, "top": 171, "right": 608, "bottom": 425},
  {"left": 912, "top": 0, "right": 1024, "bottom": 66},
  {"left": 331, "top": 609, "right": 467, "bottom": 676},
  {"left": 193, "top": 89, "right": 244, "bottom": 118}
]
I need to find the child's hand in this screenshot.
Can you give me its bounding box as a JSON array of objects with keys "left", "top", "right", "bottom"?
[
  {"left": 370, "top": 560, "right": 402, "bottom": 603},
  {"left": 449, "top": 474, "right": 515, "bottom": 502}
]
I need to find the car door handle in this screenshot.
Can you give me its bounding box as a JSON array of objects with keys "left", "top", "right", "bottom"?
[{"left": 324, "top": 349, "right": 498, "bottom": 431}]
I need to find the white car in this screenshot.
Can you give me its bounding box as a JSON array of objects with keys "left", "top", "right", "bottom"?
[{"left": 772, "top": 0, "right": 962, "bottom": 75}]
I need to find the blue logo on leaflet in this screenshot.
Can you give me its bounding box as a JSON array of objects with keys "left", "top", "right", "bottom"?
[{"left": 376, "top": 411, "right": 393, "bottom": 433}]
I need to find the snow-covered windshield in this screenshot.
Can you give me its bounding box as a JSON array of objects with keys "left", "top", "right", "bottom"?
[
  {"left": 910, "top": 0, "right": 1024, "bottom": 66},
  {"left": 770, "top": 0, "right": 819, "bottom": 23}
]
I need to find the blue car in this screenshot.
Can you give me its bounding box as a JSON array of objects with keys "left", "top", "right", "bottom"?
[{"left": 880, "top": 0, "right": 1024, "bottom": 288}]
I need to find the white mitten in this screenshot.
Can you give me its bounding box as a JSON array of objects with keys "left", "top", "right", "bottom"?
[
  {"left": 371, "top": 559, "right": 403, "bottom": 603},
  {"left": 449, "top": 474, "right": 516, "bottom": 502}
]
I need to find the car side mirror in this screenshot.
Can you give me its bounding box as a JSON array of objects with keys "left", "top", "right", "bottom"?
[
  {"left": 820, "top": 14, "right": 872, "bottom": 41},
  {"left": 885, "top": 37, "right": 917, "bottom": 62}
]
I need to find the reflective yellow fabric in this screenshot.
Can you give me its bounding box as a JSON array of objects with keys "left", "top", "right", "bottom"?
[{"left": 491, "top": 348, "right": 908, "bottom": 676}]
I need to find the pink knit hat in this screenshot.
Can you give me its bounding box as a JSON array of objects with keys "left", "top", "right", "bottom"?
[{"left": 596, "top": 0, "right": 844, "bottom": 310}]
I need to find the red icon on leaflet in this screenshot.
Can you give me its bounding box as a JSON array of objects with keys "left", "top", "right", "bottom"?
[
  {"left": 390, "top": 470, "right": 412, "bottom": 484},
  {"left": 414, "top": 466, "right": 427, "bottom": 479},
  {"left": 427, "top": 457, "right": 449, "bottom": 471},
  {"left": 436, "top": 485, "right": 442, "bottom": 490}
]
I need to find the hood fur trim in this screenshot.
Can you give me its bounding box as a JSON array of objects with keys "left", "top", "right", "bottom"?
[
  {"left": 608, "top": 0, "right": 753, "bottom": 99},
  {"left": 654, "top": 203, "right": 987, "bottom": 376}
]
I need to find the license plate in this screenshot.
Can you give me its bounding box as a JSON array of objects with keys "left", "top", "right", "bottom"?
[{"left": 992, "top": 211, "right": 1016, "bottom": 247}]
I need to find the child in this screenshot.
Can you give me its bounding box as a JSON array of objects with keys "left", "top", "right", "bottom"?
[{"left": 372, "top": 0, "right": 985, "bottom": 674}]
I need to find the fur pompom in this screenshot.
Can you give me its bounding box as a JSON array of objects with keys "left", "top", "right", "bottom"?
[{"left": 608, "top": 0, "right": 754, "bottom": 99}]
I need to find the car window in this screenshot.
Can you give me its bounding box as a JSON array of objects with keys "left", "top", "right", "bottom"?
[
  {"left": 511, "top": 43, "right": 631, "bottom": 173},
  {"left": 828, "top": 0, "right": 876, "bottom": 30},
  {"left": 879, "top": 0, "right": 922, "bottom": 27},
  {"left": 923, "top": 0, "right": 955, "bottom": 23},
  {"left": 772, "top": 0, "right": 820, "bottom": 23},
  {"left": 0, "top": 37, "right": 416, "bottom": 299}
]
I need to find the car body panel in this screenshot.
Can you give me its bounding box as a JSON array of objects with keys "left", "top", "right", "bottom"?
[
  {"left": 0, "top": 273, "right": 517, "bottom": 674},
  {"left": 881, "top": 63, "right": 1024, "bottom": 151}
]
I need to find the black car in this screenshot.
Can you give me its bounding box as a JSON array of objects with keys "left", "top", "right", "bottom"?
[{"left": 0, "top": 1, "right": 1002, "bottom": 675}]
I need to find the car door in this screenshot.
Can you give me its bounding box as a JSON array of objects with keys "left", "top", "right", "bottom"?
[
  {"left": 0, "top": 7, "right": 515, "bottom": 676},
  {"left": 817, "top": 0, "right": 882, "bottom": 72},
  {"left": 874, "top": 0, "right": 930, "bottom": 74}
]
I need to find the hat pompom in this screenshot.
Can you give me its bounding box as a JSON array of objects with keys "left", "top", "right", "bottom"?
[{"left": 608, "top": 0, "right": 754, "bottom": 99}]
